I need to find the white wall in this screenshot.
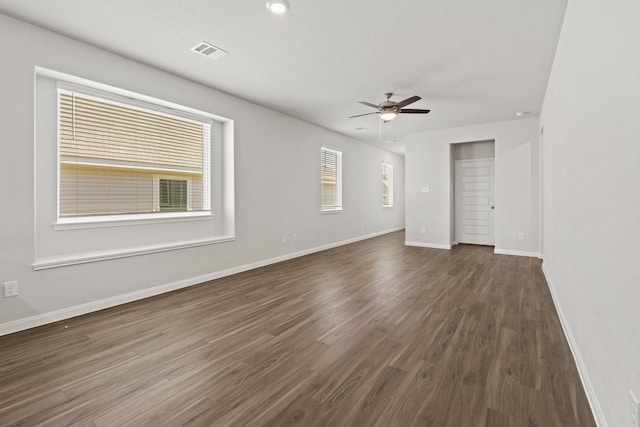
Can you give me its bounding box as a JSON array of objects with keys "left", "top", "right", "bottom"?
[
  {"left": 0, "top": 14, "right": 405, "bottom": 332},
  {"left": 405, "top": 118, "right": 540, "bottom": 256},
  {"left": 452, "top": 140, "right": 495, "bottom": 161},
  {"left": 540, "top": 0, "right": 640, "bottom": 425}
]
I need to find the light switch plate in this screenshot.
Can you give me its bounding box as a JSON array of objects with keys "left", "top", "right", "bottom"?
[{"left": 3, "top": 281, "right": 18, "bottom": 298}]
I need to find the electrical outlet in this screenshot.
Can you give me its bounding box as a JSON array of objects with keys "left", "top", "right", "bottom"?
[
  {"left": 420, "top": 227, "right": 426, "bottom": 234},
  {"left": 631, "top": 390, "right": 639, "bottom": 427},
  {"left": 281, "top": 235, "right": 287, "bottom": 244},
  {"left": 518, "top": 233, "right": 525, "bottom": 240},
  {"left": 3, "top": 281, "right": 18, "bottom": 298},
  {"left": 292, "top": 233, "right": 297, "bottom": 241}
]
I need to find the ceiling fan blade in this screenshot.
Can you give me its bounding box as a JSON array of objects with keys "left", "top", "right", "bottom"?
[
  {"left": 358, "top": 101, "right": 380, "bottom": 109},
  {"left": 398, "top": 108, "right": 431, "bottom": 114},
  {"left": 348, "top": 112, "right": 380, "bottom": 118},
  {"left": 396, "top": 95, "right": 421, "bottom": 108}
]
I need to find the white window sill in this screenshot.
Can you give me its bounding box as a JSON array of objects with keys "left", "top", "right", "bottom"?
[
  {"left": 53, "top": 212, "right": 212, "bottom": 231},
  {"left": 321, "top": 207, "right": 343, "bottom": 214},
  {"left": 32, "top": 235, "right": 236, "bottom": 270}
]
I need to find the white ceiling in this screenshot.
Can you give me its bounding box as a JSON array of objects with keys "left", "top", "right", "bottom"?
[{"left": 0, "top": 0, "right": 567, "bottom": 154}]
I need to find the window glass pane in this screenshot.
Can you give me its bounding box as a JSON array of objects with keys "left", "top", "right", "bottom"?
[
  {"left": 58, "top": 89, "right": 210, "bottom": 219},
  {"left": 321, "top": 147, "right": 342, "bottom": 210},
  {"left": 383, "top": 163, "right": 393, "bottom": 206},
  {"left": 159, "top": 179, "right": 188, "bottom": 211}
]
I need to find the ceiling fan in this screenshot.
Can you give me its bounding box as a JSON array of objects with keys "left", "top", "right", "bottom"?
[{"left": 349, "top": 93, "right": 430, "bottom": 123}]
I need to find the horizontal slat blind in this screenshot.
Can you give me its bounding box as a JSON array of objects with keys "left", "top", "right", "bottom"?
[
  {"left": 59, "top": 92, "right": 202, "bottom": 170},
  {"left": 58, "top": 89, "right": 210, "bottom": 219},
  {"left": 59, "top": 164, "right": 204, "bottom": 217},
  {"left": 383, "top": 163, "right": 393, "bottom": 206},
  {"left": 321, "top": 147, "right": 341, "bottom": 209}
]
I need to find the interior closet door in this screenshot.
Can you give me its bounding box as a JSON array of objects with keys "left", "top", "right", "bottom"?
[{"left": 455, "top": 158, "right": 495, "bottom": 245}]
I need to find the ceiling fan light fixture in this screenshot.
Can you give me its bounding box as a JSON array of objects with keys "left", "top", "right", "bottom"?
[
  {"left": 349, "top": 93, "right": 429, "bottom": 121},
  {"left": 266, "top": 0, "right": 290, "bottom": 14},
  {"left": 380, "top": 111, "right": 397, "bottom": 122}
]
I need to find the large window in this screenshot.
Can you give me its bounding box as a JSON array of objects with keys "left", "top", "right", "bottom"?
[
  {"left": 34, "top": 69, "right": 235, "bottom": 270},
  {"left": 382, "top": 162, "right": 394, "bottom": 207},
  {"left": 57, "top": 88, "right": 211, "bottom": 223},
  {"left": 321, "top": 147, "right": 342, "bottom": 211}
]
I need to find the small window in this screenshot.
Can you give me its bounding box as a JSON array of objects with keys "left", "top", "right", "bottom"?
[
  {"left": 383, "top": 162, "right": 394, "bottom": 207},
  {"left": 321, "top": 147, "right": 342, "bottom": 211},
  {"left": 57, "top": 87, "right": 211, "bottom": 223},
  {"left": 159, "top": 179, "right": 187, "bottom": 212},
  {"left": 154, "top": 176, "right": 192, "bottom": 212}
]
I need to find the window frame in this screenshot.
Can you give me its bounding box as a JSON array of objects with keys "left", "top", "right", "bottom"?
[
  {"left": 382, "top": 162, "right": 394, "bottom": 207},
  {"left": 55, "top": 83, "right": 213, "bottom": 226},
  {"left": 153, "top": 175, "right": 193, "bottom": 212},
  {"left": 320, "top": 146, "right": 343, "bottom": 212},
  {"left": 34, "top": 67, "right": 236, "bottom": 270}
]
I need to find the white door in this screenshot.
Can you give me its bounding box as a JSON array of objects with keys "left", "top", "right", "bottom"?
[{"left": 455, "top": 159, "right": 495, "bottom": 245}]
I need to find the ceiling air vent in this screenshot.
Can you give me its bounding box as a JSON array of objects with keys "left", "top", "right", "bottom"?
[{"left": 191, "top": 41, "right": 228, "bottom": 60}]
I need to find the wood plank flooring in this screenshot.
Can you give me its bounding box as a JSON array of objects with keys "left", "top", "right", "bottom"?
[{"left": 0, "top": 231, "right": 595, "bottom": 426}]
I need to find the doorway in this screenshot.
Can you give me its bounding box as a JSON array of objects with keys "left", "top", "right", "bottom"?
[{"left": 453, "top": 141, "right": 495, "bottom": 246}]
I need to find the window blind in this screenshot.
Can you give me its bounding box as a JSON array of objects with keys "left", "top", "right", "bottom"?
[
  {"left": 58, "top": 90, "right": 210, "bottom": 219},
  {"left": 321, "top": 147, "right": 342, "bottom": 210},
  {"left": 383, "top": 163, "right": 393, "bottom": 206}
]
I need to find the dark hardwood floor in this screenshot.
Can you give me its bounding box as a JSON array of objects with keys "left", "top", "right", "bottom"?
[{"left": 0, "top": 231, "right": 595, "bottom": 426}]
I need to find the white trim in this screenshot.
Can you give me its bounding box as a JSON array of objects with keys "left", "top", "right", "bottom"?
[
  {"left": 2, "top": 227, "right": 404, "bottom": 336},
  {"left": 455, "top": 156, "right": 495, "bottom": 163},
  {"left": 320, "top": 207, "right": 344, "bottom": 214},
  {"left": 404, "top": 241, "right": 452, "bottom": 250},
  {"left": 494, "top": 248, "right": 541, "bottom": 258},
  {"left": 53, "top": 211, "right": 212, "bottom": 230},
  {"left": 541, "top": 263, "right": 607, "bottom": 427},
  {"left": 32, "top": 236, "right": 236, "bottom": 270}
]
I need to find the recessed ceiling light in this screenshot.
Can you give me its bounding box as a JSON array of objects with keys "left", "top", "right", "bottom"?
[
  {"left": 384, "top": 139, "right": 397, "bottom": 144},
  {"left": 266, "top": 0, "right": 290, "bottom": 14},
  {"left": 515, "top": 111, "right": 530, "bottom": 117},
  {"left": 355, "top": 127, "right": 367, "bottom": 132}
]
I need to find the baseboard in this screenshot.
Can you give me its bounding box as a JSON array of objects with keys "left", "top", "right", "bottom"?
[
  {"left": 0, "top": 227, "right": 405, "bottom": 337},
  {"left": 494, "top": 248, "right": 541, "bottom": 258},
  {"left": 404, "top": 241, "right": 452, "bottom": 250},
  {"left": 541, "top": 263, "right": 607, "bottom": 427}
]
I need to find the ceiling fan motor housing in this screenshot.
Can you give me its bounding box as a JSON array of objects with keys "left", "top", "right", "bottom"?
[{"left": 380, "top": 100, "right": 397, "bottom": 110}]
